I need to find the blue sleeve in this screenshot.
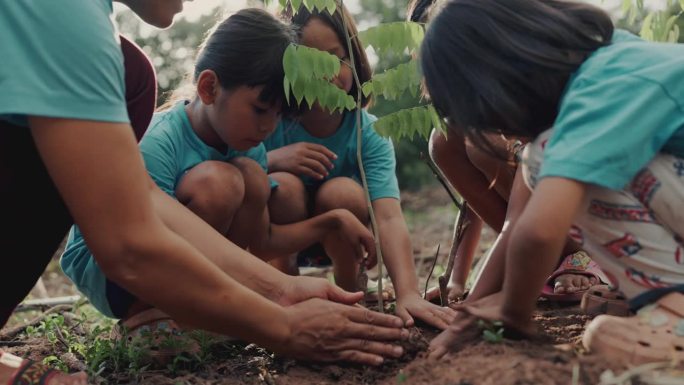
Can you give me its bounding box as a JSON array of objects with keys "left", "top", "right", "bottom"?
[
  {"left": 0, "top": 0, "right": 128, "bottom": 126},
  {"left": 362, "top": 118, "right": 400, "bottom": 201},
  {"left": 139, "top": 133, "right": 180, "bottom": 196},
  {"left": 540, "top": 75, "right": 684, "bottom": 189}
]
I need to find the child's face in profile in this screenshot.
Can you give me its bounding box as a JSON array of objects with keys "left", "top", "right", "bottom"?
[
  {"left": 300, "top": 17, "right": 353, "bottom": 95},
  {"left": 211, "top": 85, "right": 280, "bottom": 151}
]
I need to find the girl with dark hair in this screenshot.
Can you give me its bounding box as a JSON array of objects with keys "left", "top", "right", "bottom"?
[
  {"left": 60, "top": 8, "right": 403, "bottom": 363},
  {"left": 422, "top": 0, "right": 684, "bottom": 364},
  {"left": 264, "top": 3, "right": 456, "bottom": 330},
  {"left": 408, "top": 0, "right": 605, "bottom": 304}
]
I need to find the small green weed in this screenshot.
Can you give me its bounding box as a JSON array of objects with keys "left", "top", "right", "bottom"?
[{"left": 477, "top": 319, "right": 504, "bottom": 344}]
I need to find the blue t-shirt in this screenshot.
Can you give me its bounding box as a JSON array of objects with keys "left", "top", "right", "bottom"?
[
  {"left": 539, "top": 30, "right": 684, "bottom": 189},
  {"left": 263, "top": 110, "right": 400, "bottom": 201},
  {"left": 61, "top": 100, "right": 272, "bottom": 317},
  {"left": 139, "top": 101, "right": 273, "bottom": 195},
  {"left": 0, "top": 0, "right": 128, "bottom": 126}
]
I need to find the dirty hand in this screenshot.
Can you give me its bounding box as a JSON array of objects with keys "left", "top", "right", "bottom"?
[
  {"left": 425, "top": 283, "right": 465, "bottom": 304},
  {"left": 277, "top": 298, "right": 408, "bottom": 365},
  {"left": 325, "top": 209, "right": 377, "bottom": 268},
  {"left": 268, "top": 143, "right": 337, "bottom": 180},
  {"left": 396, "top": 292, "right": 457, "bottom": 330},
  {"left": 427, "top": 292, "right": 535, "bottom": 360},
  {"left": 279, "top": 275, "right": 365, "bottom": 306}
]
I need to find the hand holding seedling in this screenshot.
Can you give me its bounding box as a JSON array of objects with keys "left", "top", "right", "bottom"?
[
  {"left": 275, "top": 298, "right": 408, "bottom": 365},
  {"left": 268, "top": 142, "right": 337, "bottom": 180}
]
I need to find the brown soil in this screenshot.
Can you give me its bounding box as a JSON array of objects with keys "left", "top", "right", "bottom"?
[{"left": 0, "top": 185, "right": 640, "bottom": 384}]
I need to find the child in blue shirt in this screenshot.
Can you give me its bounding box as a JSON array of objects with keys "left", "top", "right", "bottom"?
[
  {"left": 265, "top": 4, "right": 456, "bottom": 330},
  {"left": 1, "top": 1, "right": 407, "bottom": 375},
  {"left": 62, "top": 8, "right": 377, "bottom": 330},
  {"left": 421, "top": 0, "right": 684, "bottom": 364}
]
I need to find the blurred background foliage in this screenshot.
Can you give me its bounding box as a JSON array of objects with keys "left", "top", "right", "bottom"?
[{"left": 115, "top": 0, "right": 683, "bottom": 191}]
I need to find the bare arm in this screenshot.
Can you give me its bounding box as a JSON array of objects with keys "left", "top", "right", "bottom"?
[
  {"left": 467, "top": 166, "right": 531, "bottom": 301},
  {"left": 29, "top": 117, "right": 408, "bottom": 364},
  {"left": 251, "top": 209, "right": 374, "bottom": 261},
  {"left": 373, "top": 198, "right": 455, "bottom": 329},
  {"left": 501, "top": 177, "right": 587, "bottom": 325},
  {"left": 29, "top": 117, "right": 289, "bottom": 347}
]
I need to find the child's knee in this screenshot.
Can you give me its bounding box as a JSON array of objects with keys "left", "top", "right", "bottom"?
[
  {"left": 176, "top": 160, "right": 245, "bottom": 213},
  {"left": 315, "top": 177, "right": 367, "bottom": 221},
  {"left": 230, "top": 157, "right": 271, "bottom": 206},
  {"left": 268, "top": 172, "right": 308, "bottom": 223}
]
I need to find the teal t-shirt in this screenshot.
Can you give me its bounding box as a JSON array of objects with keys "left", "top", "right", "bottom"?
[
  {"left": 539, "top": 30, "right": 684, "bottom": 189},
  {"left": 263, "top": 109, "right": 400, "bottom": 201},
  {"left": 0, "top": 0, "right": 128, "bottom": 126},
  {"left": 61, "top": 100, "right": 272, "bottom": 317}
]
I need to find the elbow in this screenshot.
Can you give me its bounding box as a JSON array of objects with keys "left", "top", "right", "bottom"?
[{"left": 90, "top": 224, "right": 163, "bottom": 285}]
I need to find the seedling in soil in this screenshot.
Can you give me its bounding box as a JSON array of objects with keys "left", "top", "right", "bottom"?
[{"left": 477, "top": 319, "right": 504, "bottom": 344}]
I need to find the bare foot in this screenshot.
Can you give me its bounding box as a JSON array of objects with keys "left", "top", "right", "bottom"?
[
  {"left": 553, "top": 273, "right": 598, "bottom": 294},
  {"left": 0, "top": 352, "right": 88, "bottom": 384}
]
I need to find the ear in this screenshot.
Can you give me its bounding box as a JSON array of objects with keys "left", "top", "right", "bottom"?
[{"left": 196, "top": 70, "right": 220, "bottom": 105}]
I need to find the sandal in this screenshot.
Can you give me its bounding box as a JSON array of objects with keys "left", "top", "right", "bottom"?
[
  {"left": 541, "top": 251, "right": 610, "bottom": 302},
  {"left": 111, "top": 308, "right": 200, "bottom": 366},
  {"left": 582, "top": 292, "right": 684, "bottom": 365},
  {"left": 0, "top": 352, "right": 87, "bottom": 385},
  {"left": 580, "top": 284, "right": 631, "bottom": 316}
]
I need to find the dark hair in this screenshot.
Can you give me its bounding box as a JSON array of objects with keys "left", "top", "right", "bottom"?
[
  {"left": 407, "top": 0, "right": 435, "bottom": 22},
  {"left": 193, "top": 8, "right": 296, "bottom": 111},
  {"left": 421, "top": 0, "right": 613, "bottom": 150},
  {"left": 286, "top": 4, "right": 372, "bottom": 108}
]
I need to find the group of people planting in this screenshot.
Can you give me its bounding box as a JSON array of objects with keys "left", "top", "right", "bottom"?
[{"left": 1, "top": 0, "right": 682, "bottom": 383}]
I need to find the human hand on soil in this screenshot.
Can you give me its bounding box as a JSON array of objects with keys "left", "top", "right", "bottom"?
[
  {"left": 268, "top": 143, "right": 337, "bottom": 179},
  {"left": 425, "top": 283, "right": 465, "bottom": 304},
  {"left": 396, "top": 293, "right": 457, "bottom": 330},
  {"left": 324, "top": 209, "right": 377, "bottom": 268},
  {"left": 427, "top": 292, "right": 536, "bottom": 359},
  {"left": 277, "top": 298, "right": 408, "bottom": 365},
  {"left": 279, "top": 275, "right": 364, "bottom": 306}
]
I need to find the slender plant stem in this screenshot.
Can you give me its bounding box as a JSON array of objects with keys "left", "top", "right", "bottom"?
[
  {"left": 339, "top": 0, "right": 385, "bottom": 311},
  {"left": 423, "top": 244, "right": 440, "bottom": 300}
]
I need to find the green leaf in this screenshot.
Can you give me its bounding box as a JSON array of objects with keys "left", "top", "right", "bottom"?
[
  {"left": 359, "top": 22, "right": 425, "bottom": 56},
  {"left": 291, "top": 0, "right": 303, "bottom": 13},
  {"left": 325, "top": 0, "right": 337, "bottom": 15},
  {"left": 482, "top": 329, "right": 503, "bottom": 343},
  {"left": 361, "top": 81, "right": 373, "bottom": 97},
  {"left": 283, "top": 44, "right": 298, "bottom": 83}
]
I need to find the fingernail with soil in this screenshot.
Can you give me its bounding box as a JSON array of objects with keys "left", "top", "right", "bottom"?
[{"left": 394, "top": 346, "right": 403, "bottom": 356}]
